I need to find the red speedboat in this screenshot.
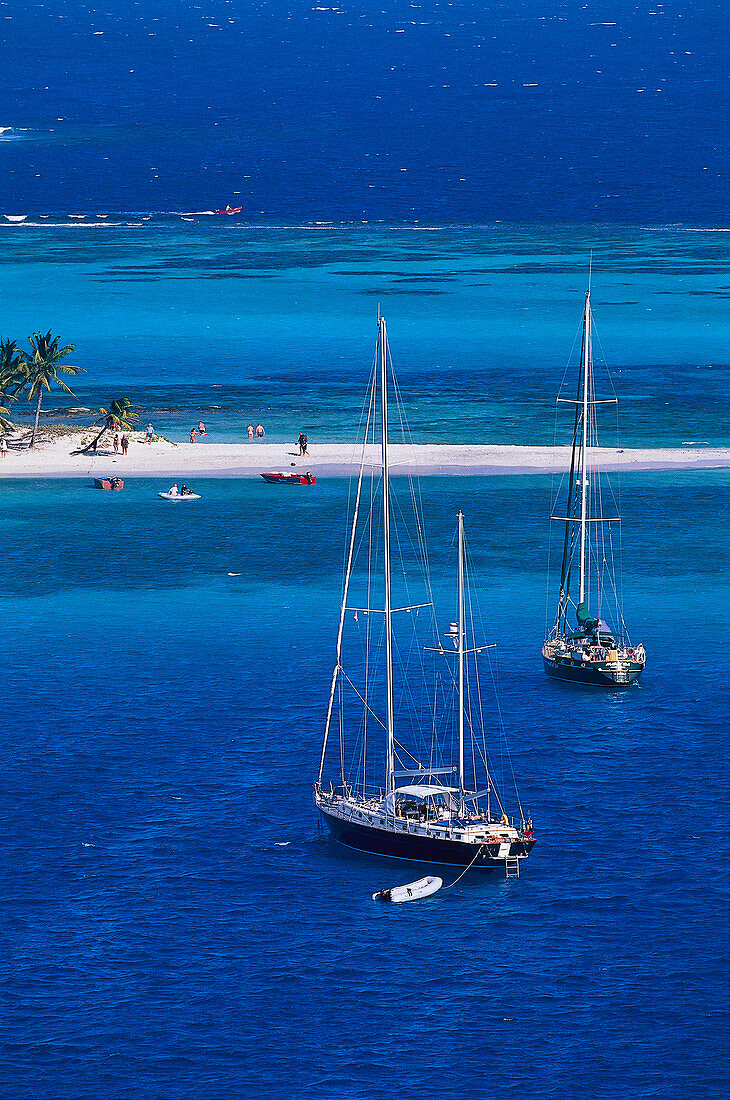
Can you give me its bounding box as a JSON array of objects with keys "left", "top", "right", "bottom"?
[
  {"left": 215, "top": 204, "right": 243, "bottom": 215},
  {"left": 261, "top": 471, "right": 316, "bottom": 485}
]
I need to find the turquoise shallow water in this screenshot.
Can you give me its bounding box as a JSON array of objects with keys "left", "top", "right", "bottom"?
[
  {"left": 1, "top": 471, "right": 728, "bottom": 1098},
  {"left": 2, "top": 224, "right": 728, "bottom": 447}
]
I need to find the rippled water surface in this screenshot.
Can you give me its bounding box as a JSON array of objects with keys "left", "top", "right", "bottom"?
[
  {"left": 2, "top": 472, "right": 728, "bottom": 1098},
  {"left": 1, "top": 224, "right": 729, "bottom": 449}
]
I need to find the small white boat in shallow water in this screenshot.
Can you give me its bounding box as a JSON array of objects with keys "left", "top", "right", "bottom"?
[
  {"left": 372, "top": 876, "right": 443, "bottom": 903},
  {"left": 158, "top": 490, "right": 201, "bottom": 501}
]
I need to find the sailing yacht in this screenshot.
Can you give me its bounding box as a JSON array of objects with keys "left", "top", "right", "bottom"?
[
  {"left": 314, "top": 313, "right": 536, "bottom": 874},
  {"left": 542, "top": 287, "right": 646, "bottom": 688}
]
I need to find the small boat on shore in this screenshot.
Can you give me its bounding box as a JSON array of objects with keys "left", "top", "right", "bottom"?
[
  {"left": 261, "top": 471, "right": 316, "bottom": 485},
  {"left": 94, "top": 476, "right": 124, "bottom": 491},
  {"left": 372, "top": 876, "right": 443, "bottom": 903}
]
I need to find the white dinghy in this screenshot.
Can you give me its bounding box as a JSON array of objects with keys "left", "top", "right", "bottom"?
[
  {"left": 372, "top": 875, "right": 442, "bottom": 903},
  {"left": 158, "top": 486, "right": 201, "bottom": 501}
]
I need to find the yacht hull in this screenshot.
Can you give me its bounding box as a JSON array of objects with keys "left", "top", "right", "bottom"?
[
  {"left": 543, "top": 654, "right": 643, "bottom": 688},
  {"left": 319, "top": 806, "right": 535, "bottom": 868}
]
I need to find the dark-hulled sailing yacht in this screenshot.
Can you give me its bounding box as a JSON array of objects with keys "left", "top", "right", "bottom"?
[
  {"left": 314, "top": 313, "right": 536, "bottom": 874},
  {"left": 543, "top": 286, "right": 646, "bottom": 688}
]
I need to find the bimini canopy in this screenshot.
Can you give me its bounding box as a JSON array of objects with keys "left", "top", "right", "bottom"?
[{"left": 385, "top": 785, "right": 459, "bottom": 814}]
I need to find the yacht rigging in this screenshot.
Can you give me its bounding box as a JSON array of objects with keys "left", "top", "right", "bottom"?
[
  {"left": 315, "top": 313, "right": 535, "bottom": 872},
  {"left": 542, "top": 287, "right": 646, "bottom": 687}
]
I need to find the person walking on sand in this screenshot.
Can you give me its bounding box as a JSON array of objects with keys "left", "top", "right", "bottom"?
[
  {"left": 146, "top": 422, "right": 154, "bottom": 444},
  {"left": 113, "top": 432, "right": 119, "bottom": 454},
  {"left": 301, "top": 433, "right": 308, "bottom": 456},
  {"left": 189, "top": 427, "right": 197, "bottom": 443},
  {"left": 297, "top": 431, "right": 305, "bottom": 455},
  {"left": 0, "top": 434, "right": 7, "bottom": 458},
  {"left": 256, "top": 423, "right": 265, "bottom": 440},
  {"left": 247, "top": 423, "right": 254, "bottom": 441},
  {"left": 120, "top": 433, "right": 129, "bottom": 455}
]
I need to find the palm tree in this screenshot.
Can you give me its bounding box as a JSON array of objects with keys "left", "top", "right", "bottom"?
[
  {"left": 19, "top": 331, "right": 81, "bottom": 448},
  {"left": 0, "top": 338, "right": 23, "bottom": 432},
  {"left": 74, "top": 397, "right": 141, "bottom": 454},
  {"left": 0, "top": 396, "right": 12, "bottom": 434}
]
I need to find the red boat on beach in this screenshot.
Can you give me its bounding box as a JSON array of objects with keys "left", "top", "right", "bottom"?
[{"left": 261, "top": 471, "right": 316, "bottom": 485}]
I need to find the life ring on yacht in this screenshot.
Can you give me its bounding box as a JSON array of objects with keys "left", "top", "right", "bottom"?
[{"left": 627, "top": 647, "right": 635, "bottom": 658}]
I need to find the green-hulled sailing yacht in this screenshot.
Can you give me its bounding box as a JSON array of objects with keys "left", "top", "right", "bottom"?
[{"left": 542, "top": 286, "right": 646, "bottom": 688}]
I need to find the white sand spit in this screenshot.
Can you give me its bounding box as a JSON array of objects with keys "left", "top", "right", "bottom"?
[{"left": 0, "top": 431, "right": 729, "bottom": 479}]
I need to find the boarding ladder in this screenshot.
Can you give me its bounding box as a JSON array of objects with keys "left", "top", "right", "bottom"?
[{"left": 505, "top": 856, "right": 521, "bottom": 879}]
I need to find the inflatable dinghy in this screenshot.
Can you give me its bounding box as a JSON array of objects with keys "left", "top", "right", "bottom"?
[
  {"left": 158, "top": 491, "right": 201, "bottom": 501},
  {"left": 372, "top": 875, "right": 442, "bottom": 903}
]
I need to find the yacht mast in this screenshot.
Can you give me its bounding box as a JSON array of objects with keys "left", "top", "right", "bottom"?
[
  {"left": 318, "top": 420, "right": 369, "bottom": 785},
  {"left": 457, "top": 510, "right": 465, "bottom": 806},
  {"left": 578, "top": 290, "right": 591, "bottom": 605},
  {"left": 380, "top": 313, "right": 395, "bottom": 794}
]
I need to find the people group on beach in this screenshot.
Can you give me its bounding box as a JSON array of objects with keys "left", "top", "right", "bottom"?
[
  {"left": 189, "top": 422, "right": 208, "bottom": 443},
  {"left": 107, "top": 431, "right": 129, "bottom": 455}
]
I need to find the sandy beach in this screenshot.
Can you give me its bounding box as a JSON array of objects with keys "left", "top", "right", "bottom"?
[{"left": 1, "top": 430, "right": 729, "bottom": 479}]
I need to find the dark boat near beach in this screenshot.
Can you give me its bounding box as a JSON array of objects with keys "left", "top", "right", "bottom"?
[
  {"left": 94, "top": 477, "right": 124, "bottom": 491},
  {"left": 542, "top": 285, "right": 645, "bottom": 688},
  {"left": 315, "top": 313, "right": 535, "bottom": 876}
]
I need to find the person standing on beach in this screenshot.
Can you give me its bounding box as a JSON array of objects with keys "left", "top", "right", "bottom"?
[
  {"left": 247, "top": 423, "right": 254, "bottom": 441},
  {"left": 301, "top": 433, "right": 308, "bottom": 455},
  {"left": 120, "top": 434, "right": 129, "bottom": 455},
  {"left": 297, "top": 431, "right": 305, "bottom": 455},
  {"left": 113, "top": 432, "right": 119, "bottom": 453},
  {"left": 0, "top": 434, "right": 7, "bottom": 458},
  {"left": 146, "top": 422, "right": 154, "bottom": 444},
  {"left": 256, "top": 423, "right": 265, "bottom": 440},
  {"left": 189, "top": 427, "right": 197, "bottom": 443}
]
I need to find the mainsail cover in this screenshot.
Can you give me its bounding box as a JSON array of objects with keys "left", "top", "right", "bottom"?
[{"left": 576, "top": 601, "right": 600, "bottom": 632}]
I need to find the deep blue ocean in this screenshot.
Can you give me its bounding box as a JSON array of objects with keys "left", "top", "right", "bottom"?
[
  {"left": 1, "top": 471, "right": 729, "bottom": 1098},
  {"left": 1, "top": 1, "right": 729, "bottom": 1097},
  {"left": 0, "top": 0, "right": 726, "bottom": 224}
]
